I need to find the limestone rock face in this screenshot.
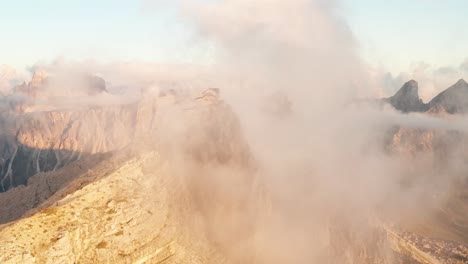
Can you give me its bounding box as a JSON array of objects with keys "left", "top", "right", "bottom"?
[
  {"left": 30, "top": 70, "right": 48, "bottom": 88},
  {"left": 0, "top": 87, "right": 257, "bottom": 264},
  {"left": 0, "top": 87, "right": 249, "bottom": 193},
  {"left": 388, "top": 127, "right": 468, "bottom": 157},
  {"left": 2, "top": 77, "right": 468, "bottom": 263},
  {"left": 0, "top": 152, "right": 227, "bottom": 264},
  {"left": 0, "top": 104, "right": 137, "bottom": 192}
]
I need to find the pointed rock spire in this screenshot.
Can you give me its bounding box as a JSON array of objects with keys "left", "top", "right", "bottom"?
[
  {"left": 386, "top": 80, "right": 425, "bottom": 112},
  {"left": 454, "top": 78, "right": 468, "bottom": 87}
]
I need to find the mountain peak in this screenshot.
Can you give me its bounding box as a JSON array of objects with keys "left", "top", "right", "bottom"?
[
  {"left": 395, "top": 80, "right": 419, "bottom": 97},
  {"left": 454, "top": 78, "right": 468, "bottom": 87},
  {"left": 405, "top": 79, "right": 418, "bottom": 87},
  {"left": 427, "top": 79, "right": 468, "bottom": 114},
  {"left": 386, "top": 80, "right": 424, "bottom": 112},
  {"left": 29, "top": 70, "right": 48, "bottom": 87}
]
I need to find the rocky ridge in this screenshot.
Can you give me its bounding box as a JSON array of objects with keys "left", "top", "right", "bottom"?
[
  {"left": 1, "top": 74, "right": 468, "bottom": 263},
  {"left": 0, "top": 81, "right": 261, "bottom": 263},
  {"left": 384, "top": 79, "right": 468, "bottom": 114},
  {"left": 0, "top": 152, "right": 227, "bottom": 263},
  {"left": 0, "top": 85, "right": 244, "bottom": 192}
]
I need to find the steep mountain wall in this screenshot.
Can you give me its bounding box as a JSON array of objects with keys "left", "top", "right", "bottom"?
[{"left": 0, "top": 88, "right": 248, "bottom": 193}]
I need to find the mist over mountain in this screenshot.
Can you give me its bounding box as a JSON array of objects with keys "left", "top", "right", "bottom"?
[
  {"left": 0, "top": 70, "right": 468, "bottom": 263},
  {"left": 384, "top": 80, "right": 425, "bottom": 113},
  {"left": 384, "top": 79, "right": 468, "bottom": 114},
  {"left": 1, "top": 0, "right": 468, "bottom": 263}
]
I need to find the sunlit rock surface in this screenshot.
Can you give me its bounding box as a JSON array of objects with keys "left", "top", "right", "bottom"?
[
  {"left": 0, "top": 152, "right": 227, "bottom": 264},
  {"left": 0, "top": 86, "right": 260, "bottom": 263},
  {"left": 1, "top": 78, "right": 468, "bottom": 263}
]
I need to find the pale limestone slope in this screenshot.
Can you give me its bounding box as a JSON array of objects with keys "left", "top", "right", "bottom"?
[{"left": 0, "top": 152, "right": 225, "bottom": 264}]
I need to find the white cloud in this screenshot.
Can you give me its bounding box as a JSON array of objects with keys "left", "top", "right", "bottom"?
[{"left": 0, "top": 65, "right": 21, "bottom": 94}]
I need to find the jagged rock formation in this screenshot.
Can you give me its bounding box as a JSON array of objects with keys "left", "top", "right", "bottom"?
[
  {"left": 1, "top": 75, "right": 468, "bottom": 263},
  {"left": 0, "top": 85, "right": 250, "bottom": 193},
  {"left": 0, "top": 84, "right": 260, "bottom": 264},
  {"left": 388, "top": 128, "right": 468, "bottom": 160},
  {"left": 384, "top": 225, "right": 468, "bottom": 264},
  {"left": 0, "top": 104, "right": 135, "bottom": 192},
  {"left": 6, "top": 70, "right": 108, "bottom": 112},
  {"left": 0, "top": 84, "right": 255, "bottom": 221},
  {"left": 377, "top": 80, "right": 468, "bottom": 263},
  {"left": 384, "top": 79, "right": 468, "bottom": 115},
  {"left": 385, "top": 80, "right": 426, "bottom": 113},
  {"left": 0, "top": 152, "right": 228, "bottom": 263},
  {"left": 427, "top": 79, "right": 468, "bottom": 114},
  {"left": 13, "top": 70, "right": 107, "bottom": 98}
]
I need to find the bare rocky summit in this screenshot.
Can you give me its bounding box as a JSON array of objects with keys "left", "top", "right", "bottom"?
[
  {"left": 384, "top": 79, "right": 468, "bottom": 114},
  {"left": 384, "top": 80, "right": 425, "bottom": 113}
]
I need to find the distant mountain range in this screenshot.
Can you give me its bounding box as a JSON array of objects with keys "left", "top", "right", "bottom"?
[{"left": 383, "top": 79, "right": 468, "bottom": 114}]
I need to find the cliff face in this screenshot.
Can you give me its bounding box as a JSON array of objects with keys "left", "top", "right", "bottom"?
[
  {"left": 0, "top": 87, "right": 259, "bottom": 264},
  {"left": 2, "top": 76, "right": 468, "bottom": 263},
  {"left": 0, "top": 104, "right": 137, "bottom": 192},
  {"left": 0, "top": 152, "right": 228, "bottom": 264},
  {"left": 388, "top": 128, "right": 468, "bottom": 159},
  {"left": 0, "top": 87, "right": 250, "bottom": 193},
  {"left": 0, "top": 86, "right": 255, "bottom": 228},
  {"left": 382, "top": 79, "right": 468, "bottom": 164}
]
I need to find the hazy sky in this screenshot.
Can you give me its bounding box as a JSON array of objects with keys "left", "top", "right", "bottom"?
[
  {"left": 1, "top": 0, "right": 467, "bottom": 73},
  {"left": 343, "top": 0, "right": 468, "bottom": 72}
]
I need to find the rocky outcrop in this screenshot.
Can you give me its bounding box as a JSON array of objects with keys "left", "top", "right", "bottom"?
[
  {"left": 2, "top": 75, "right": 468, "bottom": 263},
  {"left": 0, "top": 89, "right": 258, "bottom": 263},
  {"left": 0, "top": 152, "right": 228, "bottom": 264},
  {"left": 0, "top": 104, "right": 137, "bottom": 192},
  {"left": 427, "top": 79, "right": 468, "bottom": 114},
  {"left": 383, "top": 79, "right": 468, "bottom": 115},
  {"left": 388, "top": 127, "right": 468, "bottom": 158},
  {"left": 13, "top": 70, "right": 107, "bottom": 98},
  {"left": 385, "top": 80, "right": 426, "bottom": 113},
  {"left": 384, "top": 225, "right": 468, "bottom": 264},
  {"left": 0, "top": 86, "right": 252, "bottom": 202},
  {"left": 0, "top": 152, "right": 110, "bottom": 223}
]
